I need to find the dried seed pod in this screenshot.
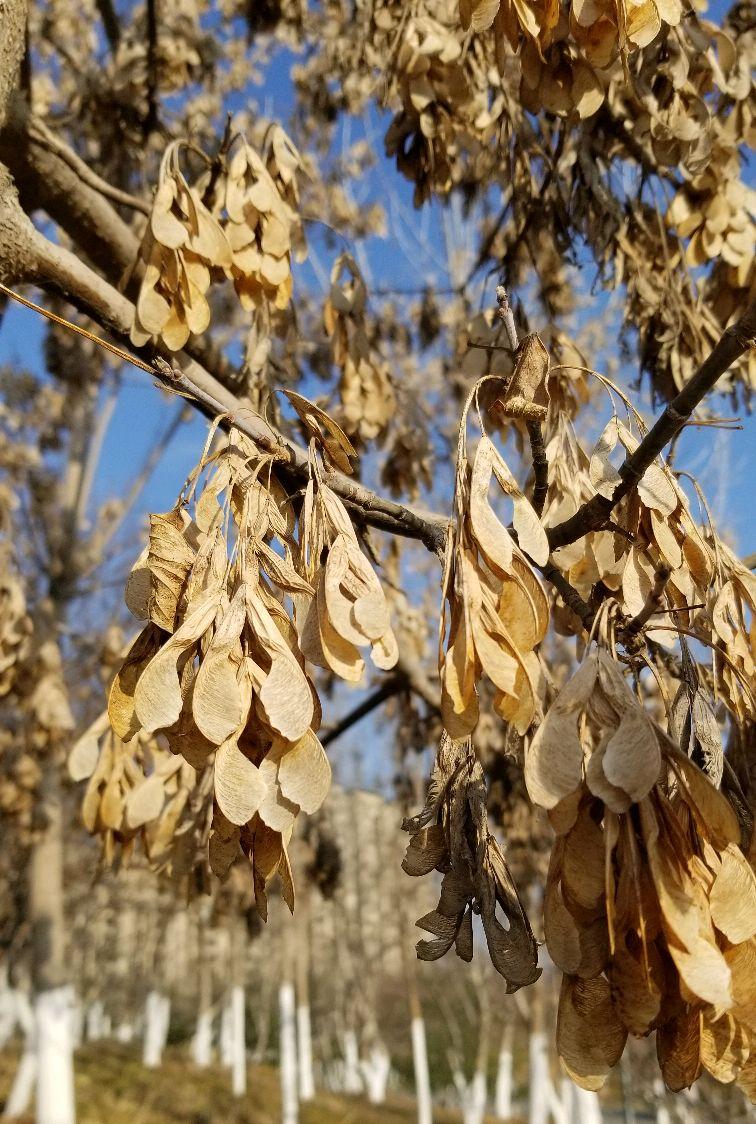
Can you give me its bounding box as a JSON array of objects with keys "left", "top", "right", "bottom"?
[
  {"left": 441, "top": 413, "right": 549, "bottom": 739},
  {"left": 89, "top": 425, "right": 341, "bottom": 913},
  {"left": 525, "top": 648, "right": 756, "bottom": 1094},
  {"left": 324, "top": 253, "right": 396, "bottom": 442},
  {"left": 131, "top": 142, "right": 231, "bottom": 351},
  {"left": 402, "top": 733, "right": 540, "bottom": 991}
]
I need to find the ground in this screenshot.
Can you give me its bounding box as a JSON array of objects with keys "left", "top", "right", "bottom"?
[{"left": 0, "top": 1043, "right": 505, "bottom": 1123}]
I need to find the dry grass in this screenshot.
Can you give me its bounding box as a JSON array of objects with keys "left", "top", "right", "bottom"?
[{"left": 0, "top": 1042, "right": 482, "bottom": 1123}]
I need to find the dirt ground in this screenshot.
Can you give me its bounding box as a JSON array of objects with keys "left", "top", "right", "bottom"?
[{"left": 0, "top": 1042, "right": 500, "bottom": 1123}]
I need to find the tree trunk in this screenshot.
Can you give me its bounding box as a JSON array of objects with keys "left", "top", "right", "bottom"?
[
  {"left": 571, "top": 1084, "right": 603, "bottom": 1124},
  {"left": 86, "top": 1000, "right": 104, "bottom": 1042},
  {"left": 296, "top": 1003, "right": 315, "bottom": 1102},
  {"left": 0, "top": 970, "right": 16, "bottom": 1050},
  {"left": 401, "top": 898, "right": 432, "bottom": 1124},
  {"left": 279, "top": 981, "right": 298, "bottom": 1124},
  {"left": 411, "top": 1016, "right": 433, "bottom": 1124},
  {"left": 528, "top": 984, "right": 550, "bottom": 1124},
  {"left": 361, "top": 1042, "right": 391, "bottom": 1105},
  {"left": 230, "top": 984, "right": 246, "bottom": 1097},
  {"left": 2, "top": 991, "right": 35, "bottom": 1121},
  {"left": 463, "top": 1070, "right": 487, "bottom": 1124},
  {"left": 3, "top": 1050, "right": 36, "bottom": 1120},
  {"left": 495, "top": 1022, "right": 514, "bottom": 1120},
  {"left": 342, "top": 1027, "right": 363, "bottom": 1094},
  {"left": 295, "top": 894, "right": 315, "bottom": 1102},
  {"left": 653, "top": 1080, "right": 672, "bottom": 1124},
  {"left": 220, "top": 993, "right": 233, "bottom": 1068},
  {"left": 29, "top": 771, "right": 76, "bottom": 1124},
  {"left": 142, "top": 990, "right": 169, "bottom": 1069},
  {"left": 34, "top": 987, "right": 77, "bottom": 1124},
  {"left": 191, "top": 990, "right": 213, "bottom": 1067},
  {"left": 280, "top": 917, "right": 299, "bottom": 1124}
]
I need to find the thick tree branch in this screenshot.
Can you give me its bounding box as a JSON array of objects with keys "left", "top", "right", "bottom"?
[
  {"left": 0, "top": 0, "right": 26, "bottom": 130},
  {"left": 0, "top": 94, "right": 138, "bottom": 279},
  {"left": 0, "top": 188, "right": 449, "bottom": 554},
  {"left": 547, "top": 299, "right": 756, "bottom": 552},
  {"left": 95, "top": 0, "right": 121, "bottom": 52},
  {"left": 0, "top": 97, "right": 239, "bottom": 389}
]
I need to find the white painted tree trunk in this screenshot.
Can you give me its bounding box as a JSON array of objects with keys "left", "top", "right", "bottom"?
[
  {"left": 115, "top": 1022, "right": 134, "bottom": 1044},
  {"left": 466, "top": 1071, "right": 487, "bottom": 1124},
  {"left": 220, "top": 995, "right": 233, "bottom": 1068},
  {"left": 410, "top": 1016, "right": 432, "bottom": 1124},
  {"left": 142, "top": 990, "right": 169, "bottom": 1069},
  {"left": 495, "top": 1025, "right": 513, "bottom": 1119},
  {"left": 3, "top": 1049, "right": 36, "bottom": 1120},
  {"left": 0, "top": 1000, "right": 15, "bottom": 1050},
  {"left": 654, "top": 1080, "right": 672, "bottom": 1124},
  {"left": 3, "top": 990, "right": 36, "bottom": 1121},
  {"left": 70, "top": 1002, "right": 84, "bottom": 1049},
  {"left": 342, "top": 1028, "right": 363, "bottom": 1094},
  {"left": 528, "top": 1030, "right": 550, "bottom": 1124},
  {"left": 361, "top": 1043, "right": 391, "bottom": 1104},
  {"left": 453, "top": 1069, "right": 487, "bottom": 1124},
  {"left": 571, "top": 1084, "right": 603, "bottom": 1123},
  {"left": 546, "top": 1079, "right": 568, "bottom": 1124},
  {"left": 296, "top": 1004, "right": 315, "bottom": 1101},
  {"left": 86, "top": 1000, "right": 104, "bottom": 1042},
  {"left": 191, "top": 1008, "right": 213, "bottom": 1067},
  {"left": 279, "top": 982, "right": 298, "bottom": 1124},
  {"left": 35, "top": 986, "right": 76, "bottom": 1124},
  {"left": 230, "top": 985, "right": 246, "bottom": 1096}
]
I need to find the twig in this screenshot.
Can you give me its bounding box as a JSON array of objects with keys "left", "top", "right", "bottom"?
[
  {"left": 94, "top": 403, "right": 190, "bottom": 561},
  {"left": 28, "top": 117, "right": 150, "bottom": 215},
  {"left": 144, "top": 0, "right": 159, "bottom": 136},
  {"left": 547, "top": 299, "right": 756, "bottom": 551},
  {"left": 526, "top": 418, "right": 548, "bottom": 518},
  {"left": 74, "top": 380, "right": 118, "bottom": 531},
  {"left": 0, "top": 282, "right": 155, "bottom": 371},
  {"left": 539, "top": 561, "right": 594, "bottom": 626},
  {"left": 0, "top": 283, "right": 449, "bottom": 556},
  {"left": 94, "top": 0, "right": 121, "bottom": 52},
  {"left": 495, "top": 285, "right": 519, "bottom": 351},
  {"left": 622, "top": 567, "right": 670, "bottom": 641},
  {"left": 321, "top": 677, "right": 406, "bottom": 747},
  {"left": 494, "top": 288, "right": 549, "bottom": 517}
]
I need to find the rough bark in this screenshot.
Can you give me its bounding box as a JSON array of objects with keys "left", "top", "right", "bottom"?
[
  {"left": 0, "top": 0, "right": 26, "bottom": 130},
  {"left": 0, "top": 94, "right": 138, "bottom": 280}
]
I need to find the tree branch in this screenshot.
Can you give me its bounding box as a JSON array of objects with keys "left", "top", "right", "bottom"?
[
  {"left": 95, "top": 0, "right": 121, "bottom": 53},
  {"left": 26, "top": 115, "right": 150, "bottom": 215},
  {"left": 144, "top": 0, "right": 159, "bottom": 136},
  {"left": 622, "top": 566, "right": 670, "bottom": 641},
  {"left": 526, "top": 418, "right": 548, "bottom": 518},
  {"left": 0, "top": 0, "right": 26, "bottom": 131},
  {"left": 0, "top": 97, "right": 239, "bottom": 390},
  {"left": 547, "top": 299, "right": 756, "bottom": 552},
  {"left": 321, "top": 677, "right": 405, "bottom": 747},
  {"left": 0, "top": 94, "right": 138, "bottom": 279},
  {"left": 0, "top": 192, "right": 449, "bottom": 555}
]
